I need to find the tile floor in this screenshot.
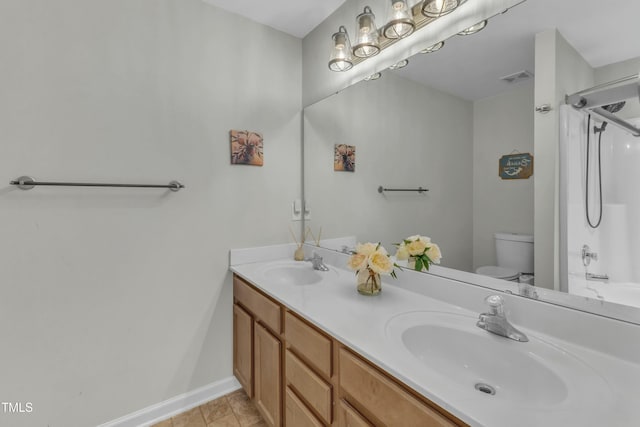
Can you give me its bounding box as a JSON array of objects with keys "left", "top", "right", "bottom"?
[{"left": 151, "top": 389, "right": 266, "bottom": 427}]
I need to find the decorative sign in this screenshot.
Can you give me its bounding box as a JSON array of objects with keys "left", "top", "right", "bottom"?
[{"left": 499, "top": 153, "right": 533, "bottom": 180}]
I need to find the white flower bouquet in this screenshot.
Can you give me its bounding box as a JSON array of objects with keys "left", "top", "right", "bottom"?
[
  {"left": 395, "top": 235, "right": 442, "bottom": 271},
  {"left": 347, "top": 242, "right": 398, "bottom": 295}
]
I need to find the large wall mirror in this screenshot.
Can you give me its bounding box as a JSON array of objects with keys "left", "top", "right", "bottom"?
[{"left": 303, "top": 0, "right": 640, "bottom": 323}]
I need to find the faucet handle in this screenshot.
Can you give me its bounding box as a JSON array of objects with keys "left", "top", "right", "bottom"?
[{"left": 484, "top": 295, "right": 505, "bottom": 316}]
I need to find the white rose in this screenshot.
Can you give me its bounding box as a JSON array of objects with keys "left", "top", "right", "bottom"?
[
  {"left": 368, "top": 251, "right": 393, "bottom": 275},
  {"left": 395, "top": 246, "right": 409, "bottom": 260},
  {"left": 356, "top": 242, "right": 378, "bottom": 256},
  {"left": 426, "top": 243, "right": 442, "bottom": 264},
  {"left": 406, "top": 239, "right": 428, "bottom": 256}
]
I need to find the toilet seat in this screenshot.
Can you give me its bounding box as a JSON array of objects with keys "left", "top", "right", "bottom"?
[{"left": 476, "top": 266, "right": 520, "bottom": 281}]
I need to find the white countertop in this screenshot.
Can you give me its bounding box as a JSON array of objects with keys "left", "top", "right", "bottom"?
[{"left": 230, "top": 244, "right": 640, "bottom": 427}]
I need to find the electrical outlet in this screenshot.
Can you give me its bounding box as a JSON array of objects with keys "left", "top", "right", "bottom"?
[
  {"left": 303, "top": 199, "right": 311, "bottom": 220},
  {"left": 292, "top": 199, "right": 302, "bottom": 221}
]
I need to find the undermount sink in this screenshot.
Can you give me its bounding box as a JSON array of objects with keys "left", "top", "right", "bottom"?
[
  {"left": 385, "top": 311, "right": 611, "bottom": 409},
  {"left": 259, "top": 261, "right": 334, "bottom": 286}
]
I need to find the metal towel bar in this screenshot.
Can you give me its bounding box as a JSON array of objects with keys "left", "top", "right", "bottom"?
[
  {"left": 378, "top": 186, "right": 428, "bottom": 194},
  {"left": 10, "top": 176, "right": 184, "bottom": 192}
]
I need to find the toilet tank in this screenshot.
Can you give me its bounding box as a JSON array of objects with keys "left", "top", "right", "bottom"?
[{"left": 495, "top": 232, "right": 534, "bottom": 274}]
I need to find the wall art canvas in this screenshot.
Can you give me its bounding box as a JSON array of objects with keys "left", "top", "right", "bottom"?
[
  {"left": 230, "top": 130, "right": 264, "bottom": 166},
  {"left": 334, "top": 144, "right": 356, "bottom": 172}
]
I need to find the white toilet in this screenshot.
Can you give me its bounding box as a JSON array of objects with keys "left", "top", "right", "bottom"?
[{"left": 476, "top": 232, "right": 534, "bottom": 281}]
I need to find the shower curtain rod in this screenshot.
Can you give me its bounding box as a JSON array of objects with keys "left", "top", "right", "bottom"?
[{"left": 565, "top": 72, "right": 640, "bottom": 137}]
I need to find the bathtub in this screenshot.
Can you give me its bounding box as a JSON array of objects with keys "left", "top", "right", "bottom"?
[{"left": 569, "top": 273, "right": 640, "bottom": 308}]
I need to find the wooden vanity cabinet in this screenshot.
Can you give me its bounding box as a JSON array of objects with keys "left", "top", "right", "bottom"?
[
  {"left": 233, "top": 274, "right": 467, "bottom": 427},
  {"left": 337, "top": 399, "right": 373, "bottom": 427},
  {"left": 338, "top": 348, "right": 458, "bottom": 427},
  {"left": 233, "top": 304, "right": 253, "bottom": 396},
  {"left": 255, "top": 322, "right": 282, "bottom": 426},
  {"left": 233, "top": 276, "right": 282, "bottom": 427},
  {"left": 284, "top": 312, "right": 333, "bottom": 426}
]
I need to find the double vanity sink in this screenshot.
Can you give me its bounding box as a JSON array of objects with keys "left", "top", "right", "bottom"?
[
  {"left": 260, "top": 261, "right": 337, "bottom": 286},
  {"left": 231, "top": 247, "right": 640, "bottom": 426},
  {"left": 385, "top": 310, "right": 609, "bottom": 410}
]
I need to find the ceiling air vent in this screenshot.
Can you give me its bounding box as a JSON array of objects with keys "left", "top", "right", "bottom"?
[{"left": 500, "top": 70, "right": 534, "bottom": 84}]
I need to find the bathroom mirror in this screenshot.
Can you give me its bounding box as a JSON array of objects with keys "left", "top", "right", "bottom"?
[{"left": 303, "top": 0, "right": 640, "bottom": 323}]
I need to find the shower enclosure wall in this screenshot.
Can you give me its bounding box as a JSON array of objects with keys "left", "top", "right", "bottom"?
[{"left": 560, "top": 105, "right": 640, "bottom": 308}]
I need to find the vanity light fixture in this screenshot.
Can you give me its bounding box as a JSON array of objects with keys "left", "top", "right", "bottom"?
[
  {"left": 353, "top": 6, "right": 381, "bottom": 58},
  {"left": 364, "top": 72, "right": 382, "bottom": 81},
  {"left": 388, "top": 59, "right": 409, "bottom": 70},
  {"left": 458, "top": 20, "right": 487, "bottom": 35},
  {"left": 327, "top": 0, "right": 478, "bottom": 72},
  {"left": 420, "top": 40, "right": 445, "bottom": 53},
  {"left": 383, "top": 0, "right": 415, "bottom": 39},
  {"left": 422, "top": 0, "right": 463, "bottom": 18},
  {"left": 328, "top": 26, "right": 354, "bottom": 71}
]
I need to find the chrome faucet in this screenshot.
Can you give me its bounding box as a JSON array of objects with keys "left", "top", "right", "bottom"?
[
  {"left": 581, "top": 244, "right": 598, "bottom": 267},
  {"left": 582, "top": 245, "right": 609, "bottom": 281},
  {"left": 307, "top": 252, "right": 330, "bottom": 271},
  {"left": 586, "top": 272, "right": 609, "bottom": 282},
  {"left": 341, "top": 245, "right": 357, "bottom": 255},
  {"left": 476, "top": 295, "right": 529, "bottom": 342}
]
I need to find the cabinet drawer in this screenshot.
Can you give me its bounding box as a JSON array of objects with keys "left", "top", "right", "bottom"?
[
  {"left": 338, "top": 399, "right": 373, "bottom": 427},
  {"left": 339, "top": 348, "right": 458, "bottom": 427},
  {"left": 286, "top": 387, "right": 323, "bottom": 427},
  {"left": 286, "top": 350, "right": 332, "bottom": 424},
  {"left": 234, "top": 275, "right": 281, "bottom": 333},
  {"left": 285, "top": 311, "right": 332, "bottom": 377}
]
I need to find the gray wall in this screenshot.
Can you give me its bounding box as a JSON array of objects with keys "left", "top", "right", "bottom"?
[
  {"left": 534, "top": 29, "right": 594, "bottom": 290},
  {"left": 473, "top": 83, "right": 535, "bottom": 270},
  {"left": 0, "top": 1, "right": 301, "bottom": 426},
  {"left": 304, "top": 72, "right": 474, "bottom": 272}
]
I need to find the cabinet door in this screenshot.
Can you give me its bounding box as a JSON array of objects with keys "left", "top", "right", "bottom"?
[
  {"left": 233, "top": 304, "right": 253, "bottom": 397},
  {"left": 255, "top": 322, "right": 282, "bottom": 427}
]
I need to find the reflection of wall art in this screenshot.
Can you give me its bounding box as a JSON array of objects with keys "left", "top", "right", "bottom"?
[
  {"left": 230, "top": 130, "right": 264, "bottom": 166},
  {"left": 334, "top": 144, "right": 356, "bottom": 172},
  {"left": 499, "top": 152, "right": 533, "bottom": 179}
]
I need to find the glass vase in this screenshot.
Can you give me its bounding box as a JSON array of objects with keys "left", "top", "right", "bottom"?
[
  {"left": 357, "top": 268, "right": 382, "bottom": 296},
  {"left": 407, "top": 256, "right": 417, "bottom": 270}
]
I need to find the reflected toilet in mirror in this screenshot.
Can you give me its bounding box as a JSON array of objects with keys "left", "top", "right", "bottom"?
[{"left": 475, "top": 232, "right": 534, "bottom": 283}]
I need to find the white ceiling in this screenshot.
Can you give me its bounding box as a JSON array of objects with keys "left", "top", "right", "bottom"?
[
  {"left": 201, "top": 0, "right": 346, "bottom": 38},
  {"left": 396, "top": 0, "right": 640, "bottom": 100},
  {"left": 202, "top": 0, "right": 640, "bottom": 100}
]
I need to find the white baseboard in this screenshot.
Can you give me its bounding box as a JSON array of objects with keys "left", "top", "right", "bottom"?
[{"left": 98, "top": 376, "right": 241, "bottom": 427}]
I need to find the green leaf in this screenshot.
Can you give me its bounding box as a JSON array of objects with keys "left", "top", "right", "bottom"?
[
  {"left": 415, "top": 258, "right": 423, "bottom": 271},
  {"left": 390, "top": 271, "right": 397, "bottom": 279},
  {"left": 422, "top": 254, "right": 431, "bottom": 270}
]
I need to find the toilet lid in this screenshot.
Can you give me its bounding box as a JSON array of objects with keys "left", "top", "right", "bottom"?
[{"left": 476, "top": 266, "right": 520, "bottom": 280}]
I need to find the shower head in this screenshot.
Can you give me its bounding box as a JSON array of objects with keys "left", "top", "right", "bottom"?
[
  {"left": 602, "top": 101, "right": 626, "bottom": 113},
  {"left": 595, "top": 101, "right": 626, "bottom": 132}
]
